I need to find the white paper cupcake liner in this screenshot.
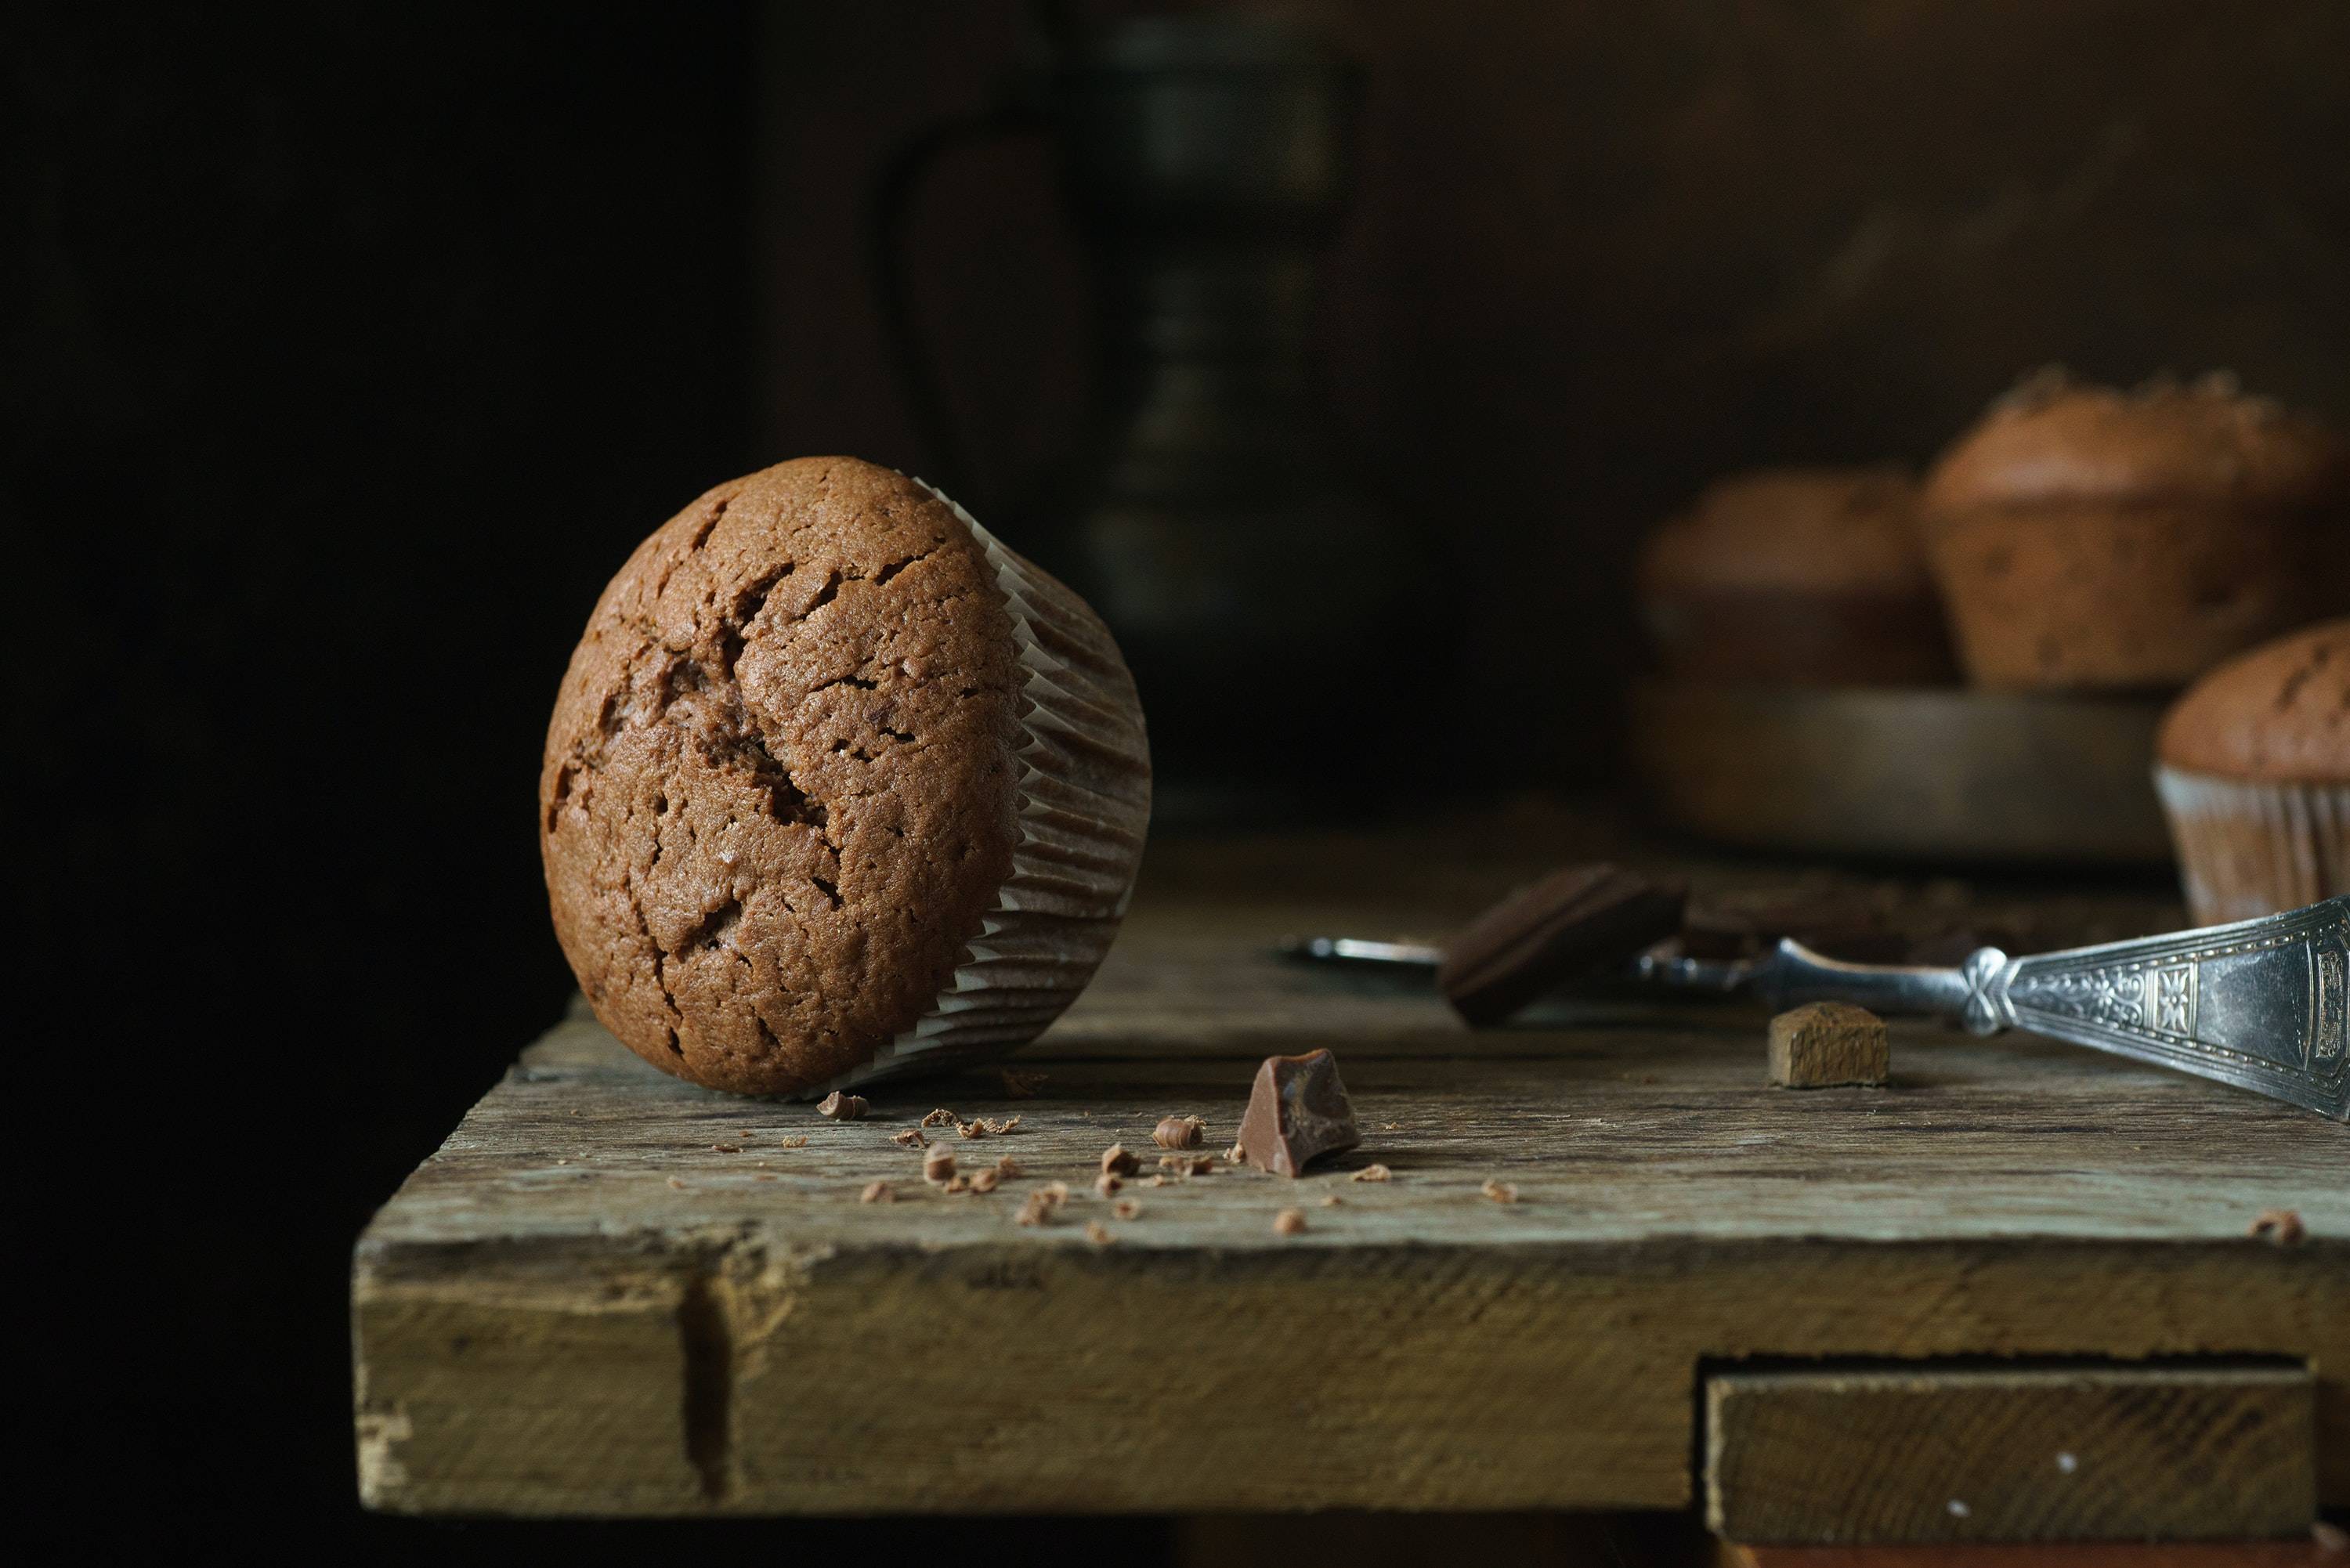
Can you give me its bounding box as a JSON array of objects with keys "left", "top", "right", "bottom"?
[
  {"left": 2154, "top": 764, "right": 2350, "bottom": 927},
  {"left": 802, "top": 483, "right": 1152, "bottom": 1097}
]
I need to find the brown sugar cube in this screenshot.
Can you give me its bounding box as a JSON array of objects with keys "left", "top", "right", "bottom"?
[
  {"left": 1767, "top": 1001, "right": 1890, "bottom": 1088},
  {"left": 1235, "top": 1049, "right": 1361, "bottom": 1176}
]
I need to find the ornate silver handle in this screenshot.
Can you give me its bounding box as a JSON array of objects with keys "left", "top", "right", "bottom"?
[{"left": 1635, "top": 897, "right": 2350, "bottom": 1121}]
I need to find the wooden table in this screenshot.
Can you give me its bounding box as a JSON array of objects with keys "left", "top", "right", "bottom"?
[{"left": 352, "top": 823, "right": 2348, "bottom": 1540}]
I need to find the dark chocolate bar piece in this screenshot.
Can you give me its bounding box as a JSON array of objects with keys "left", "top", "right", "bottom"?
[{"left": 1437, "top": 863, "right": 1687, "bottom": 1025}]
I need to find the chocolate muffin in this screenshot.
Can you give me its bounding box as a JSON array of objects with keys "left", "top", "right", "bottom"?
[
  {"left": 1636, "top": 467, "right": 1953, "bottom": 685},
  {"left": 540, "top": 457, "right": 1151, "bottom": 1097},
  {"left": 1922, "top": 370, "right": 2348, "bottom": 691},
  {"left": 2155, "top": 619, "right": 2350, "bottom": 924}
]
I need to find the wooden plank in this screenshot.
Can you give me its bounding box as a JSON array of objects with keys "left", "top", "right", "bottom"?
[
  {"left": 353, "top": 851, "right": 2349, "bottom": 1518},
  {"left": 1719, "top": 1542, "right": 2347, "bottom": 1568},
  {"left": 1705, "top": 1363, "right": 2315, "bottom": 1545}
]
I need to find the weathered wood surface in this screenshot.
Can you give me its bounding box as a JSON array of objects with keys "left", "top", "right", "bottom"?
[
  {"left": 1718, "top": 1543, "right": 2348, "bottom": 1568},
  {"left": 353, "top": 833, "right": 2348, "bottom": 1517},
  {"left": 1705, "top": 1363, "right": 2314, "bottom": 1544}
]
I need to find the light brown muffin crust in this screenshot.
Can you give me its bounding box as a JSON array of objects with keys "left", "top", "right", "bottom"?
[
  {"left": 540, "top": 457, "right": 1025, "bottom": 1095},
  {"left": 1920, "top": 371, "right": 2348, "bottom": 691},
  {"left": 1925, "top": 370, "right": 2346, "bottom": 515},
  {"left": 1639, "top": 467, "right": 1929, "bottom": 598},
  {"left": 2158, "top": 619, "right": 2350, "bottom": 785},
  {"left": 1636, "top": 466, "right": 1954, "bottom": 685}
]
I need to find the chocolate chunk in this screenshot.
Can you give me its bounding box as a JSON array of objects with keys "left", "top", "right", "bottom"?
[
  {"left": 1437, "top": 864, "right": 1688, "bottom": 1025},
  {"left": 1235, "top": 1049, "right": 1361, "bottom": 1176}
]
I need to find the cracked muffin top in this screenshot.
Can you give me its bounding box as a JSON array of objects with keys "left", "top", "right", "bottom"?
[{"left": 540, "top": 457, "right": 1026, "bottom": 1095}]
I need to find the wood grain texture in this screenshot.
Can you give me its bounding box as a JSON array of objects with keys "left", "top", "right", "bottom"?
[
  {"left": 1706, "top": 1364, "right": 2314, "bottom": 1544},
  {"left": 354, "top": 844, "right": 2350, "bottom": 1517},
  {"left": 1719, "top": 1542, "right": 2348, "bottom": 1568}
]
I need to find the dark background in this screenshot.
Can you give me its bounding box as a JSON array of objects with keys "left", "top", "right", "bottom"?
[{"left": 8, "top": 1, "right": 2345, "bottom": 1555}]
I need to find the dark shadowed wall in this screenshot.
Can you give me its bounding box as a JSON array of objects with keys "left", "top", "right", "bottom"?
[{"left": 755, "top": 0, "right": 2350, "bottom": 781}]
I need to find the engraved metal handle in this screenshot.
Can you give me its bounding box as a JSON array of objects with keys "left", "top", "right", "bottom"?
[{"left": 1635, "top": 898, "right": 2350, "bottom": 1120}]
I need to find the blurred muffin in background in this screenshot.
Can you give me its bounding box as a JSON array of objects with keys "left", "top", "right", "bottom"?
[
  {"left": 1922, "top": 369, "right": 2348, "bottom": 692},
  {"left": 1636, "top": 467, "right": 1954, "bottom": 686},
  {"left": 2155, "top": 619, "right": 2350, "bottom": 924}
]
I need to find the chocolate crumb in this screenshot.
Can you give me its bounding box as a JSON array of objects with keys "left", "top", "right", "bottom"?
[
  {"left": 861, "top": 1180, "right": 895, "bottom": 1204},
  {"left": 1016, "top": 1187, "right": 1065, "bottom": 1227},
  {"left": 776, "top": 1135, "right": 809, "bottom": 1149},
  {"left": 1113, "top": 1198, "right": 1141, "bottom": 1219},
  {"left": 956, "top": 1115, "right": 1021, "bottom": 1139},
  {"left": 1144, "top": 1173, "right": 1170, "bottom": 1187},
  {"left": 1353, "top": 1164, "right": 1393, "bottom": 1183},
  {"left": 1096, "top": 1172, "right": 1123, "bottom": 1198},
  {"left": 710, "top": 1143, "right": 741, "bottom": 1154},
  {"left": 1153, "top": 1115, "right": 1208, "bottom": 1150},
  {"left": 1480, "top": 1177, "right": 1519, "bottom": 1204},
  {"left": 1227, "top": 1143, "right": 1247, "bottom": 1165},
  {"left": 921, "top": 1108, "right": 955, "bottom": 1128},
  {"left": 1101, "top": 1143, "right": 1141, "bottom": 1176},
  {"left": 994, "top": 1154, "right": 1022, "bottom": 1179},
  {"left": 923, "top": 1145, "right": 956, "bottom": 1185},
  {"left": 1085, "top": 1220, "right": 1115, "bottom": 1246},
  {"left": 942, "top": 1173, "right": 972, "bottom": 1194},
  {"left": 817, "top": 1091, "right": 869, "bottom": 1121},
  {"left": 2251, "top": 1208, "right": 2305, "bottom": 1245},
  {"left": 969, "top": 1168, "right": 1000, "bottom": 1194},
  {"left": 1272, "top": 1208, "right": 1307, "bottom": 1237},
  {"left": 1319, "top": 1194, "right": 1343, "bottom": 1207},
  {"left": 892, "top": 1128, "right": 927, "bottom": 1148}
]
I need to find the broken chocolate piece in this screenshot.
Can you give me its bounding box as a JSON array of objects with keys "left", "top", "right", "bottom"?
[
  {"left": 1437, "top": 863, "right": 1687, "bottom": 1025},
  {"left": 1767, "top": 1001, "right": 1890, "bottom": 1088},
  {"left": 1100, "top": 1143, "right": 1141, "bottom": 1176},
  {"left": 817, "top": 1091, "right": 869, "bottom": 1120},
  {"left": 1235, "top": 1049, "right": 1361, "bottom": 1176}
]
